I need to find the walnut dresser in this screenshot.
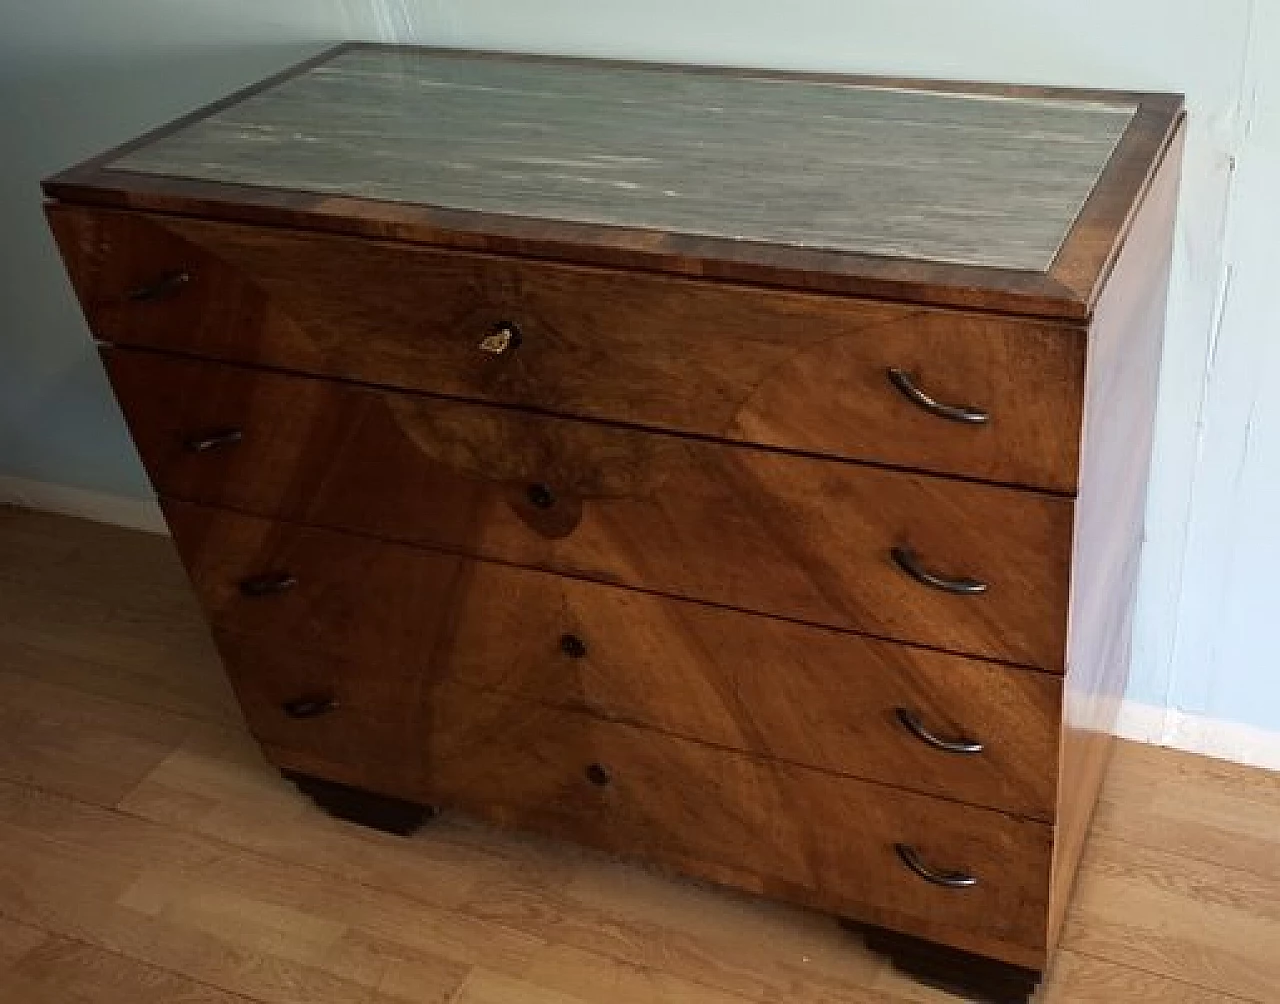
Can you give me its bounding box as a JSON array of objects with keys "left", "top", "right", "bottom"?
[{"left": 43, "top": 44, "right": 1183, "bottom": 1003}]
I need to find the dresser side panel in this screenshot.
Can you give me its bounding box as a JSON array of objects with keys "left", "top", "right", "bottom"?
[
  {"left": 1050, "top": 120, "right": 1184, "bottom": 945},
  {"left": 44, "top": 203, "right": 107, "bottom": 326}
]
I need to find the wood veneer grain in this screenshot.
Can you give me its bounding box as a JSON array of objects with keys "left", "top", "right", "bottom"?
[
  {"left": 270, "top": 682, "right": 1054, "bottom": 970},
  {"left": 125, "top": 363, "right": 1076, "bottom": 668},
  {"left": 51, "top": 208, "right": 1091, "bottom": 490},
  {"left": 35, "top": 45, "right": 1187, "bottom": 994},
  {"left": 161, "top": 503, "right": 1061, "bottom": 818}
]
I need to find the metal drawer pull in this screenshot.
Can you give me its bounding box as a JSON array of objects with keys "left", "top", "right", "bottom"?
[
  {"left": 895, "top": 843, "right": 978, "bottom": 888},
  {"left": 895, "top": 708, "right": 984, "bottom": 755},
  {"left": 238, "top": 572, "right": 298, "bottom": 597},
  {"left": 886, "top": 367, "right": 988, "bottom": 425},
  {"left": 127, "top": 269, "right": 192, "bottom": 302},
  {"left": 282, "top": 695, "right": 339, "bottom": 719},
  {"left": 183, "top": 426, "right": 243, "bottom": 453},
  {"left": 891, "top": 546, "right": 987, "bottom": 595},
  {"left": 478, "top": 322, "right": 522, "bottom": 356}
]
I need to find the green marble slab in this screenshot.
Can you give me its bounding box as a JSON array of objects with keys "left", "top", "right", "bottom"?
[{"left": 110, "top": 48, "right": 1136, "bottom": 271}]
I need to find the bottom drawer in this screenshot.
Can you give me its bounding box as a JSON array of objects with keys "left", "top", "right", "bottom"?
[
  {"left": 271, "top": 685, "right": 1052, "bottom": 969},
  {"left": 214, "top": 631, "right": 431, "bottom": 796}
]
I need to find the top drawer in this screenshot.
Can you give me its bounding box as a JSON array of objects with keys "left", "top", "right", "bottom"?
[{"left": 48, "top": 205, "right": 1085, "bottom": 491}]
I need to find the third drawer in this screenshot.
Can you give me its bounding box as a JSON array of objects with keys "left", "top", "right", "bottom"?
[{"left": 167, "top": 501, "right": 1062, "bottom": 819}]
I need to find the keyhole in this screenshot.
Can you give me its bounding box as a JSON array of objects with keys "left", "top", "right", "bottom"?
[
  {"left": 585, "top": 763, "right": 611, "bottom": 787},
  {"left": 526, "top": 483, "right": 554, "bottom": 509},
  {"left": 560, "top": 634, "right": 587, "bottom": 658}
]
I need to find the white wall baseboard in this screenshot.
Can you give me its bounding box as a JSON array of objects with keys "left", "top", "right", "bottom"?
[
  {"left": 0, "top": 476, "right": 167, "bottom": 535},
  {"left": 1115, "top": 700, "right": 1280, "bottom": 772}
]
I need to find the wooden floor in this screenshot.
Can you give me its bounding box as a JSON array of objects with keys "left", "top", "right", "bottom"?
[{"left": 0, "top": 508, "right": 1275, "bottom": 1004}]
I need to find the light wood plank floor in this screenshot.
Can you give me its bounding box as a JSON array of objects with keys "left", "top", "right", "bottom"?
[{"left": 0, "top": 507, "right": 1275, "bottom": 1003}]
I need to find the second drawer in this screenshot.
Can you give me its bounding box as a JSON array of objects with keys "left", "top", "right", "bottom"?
[
  {"left": 119, "top": 351, "right": 1073, "bottom": 667},
  {"left": 170, "top": 503, "right": 1061, "bottom": 818}
]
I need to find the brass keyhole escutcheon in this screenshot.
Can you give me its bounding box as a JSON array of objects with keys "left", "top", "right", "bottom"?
[{"left": 477, "top": 322, "right": 522, "bottom": 356}]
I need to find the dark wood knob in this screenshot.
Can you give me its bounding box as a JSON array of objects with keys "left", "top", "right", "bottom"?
[
  {"left": 282, "top": 695, "right": 339, "bottom": 719},
  {"left": 183, "top": 426, "right": 243, "bottom": 453},
  {"left": 526, "top": 483, "right": 554, "bottom": 509},
  {"left": 238, "top": 572, "right": 298, "bottom": 597},
  {"left": 127, "top": 269, "right": 192, "bottom": 302},
  {"left": 585, "top": 763, "right": 611, "bottom": 787},
  {"left": 560, "top": 633, "right": 587, "bottom": 658}
]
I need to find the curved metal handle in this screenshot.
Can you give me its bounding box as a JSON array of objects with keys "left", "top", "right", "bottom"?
[
  {"left": 238, "top": 572, "right": 298, "bottom": 598},
  {"left": 477, "top": 322, "right": 522, "bottom": 356},
  {"left": 127, "top": 269, "right": 192, "bottom": 302},
  {"left": 895, "top": 843, "right": 978, "bottom": 888},
  {"left": 886, "top": 367, "right": 988, "bottom": 425},
  {"left": 183, "top": 426, "right": 243, "bottom": 453},
  {"left": 895, "top": 708, "right": 984, "bottom": 755},
  {"left": 891, "top": 546, "right": 987, "bottom": 595},
  {"left": 282, "top": 695, "right": 339, "bottom": 719}
]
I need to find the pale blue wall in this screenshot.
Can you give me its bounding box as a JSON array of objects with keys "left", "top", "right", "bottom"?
[{"left": 1, "top": 2, "right": 1275, "bottom": 736}]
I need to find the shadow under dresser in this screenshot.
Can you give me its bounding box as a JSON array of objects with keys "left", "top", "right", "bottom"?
[{"left": 43, "top": 43, "right": 1184, "bottom": 1003}]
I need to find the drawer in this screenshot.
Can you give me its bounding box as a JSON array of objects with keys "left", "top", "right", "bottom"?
[
  {"left": 175, "top": 508, "right": 1060, "bottom": 817},
  {"left": 122, "top": 354, "right": 1074, "bottom": 667},
  {"left": 271, "top": 685, "right": 1052, "bottom": 969},
  {"left": 53, "top": 205, "right": 1085, "bottom": 490},
  {"left": 212, "top": 631, "right": 430, "bottom": 793}
]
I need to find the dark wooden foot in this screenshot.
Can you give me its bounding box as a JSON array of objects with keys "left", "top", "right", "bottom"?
[
  {"left": 283, "top": 770, "right": 437, "bottom": 836},
  {"left": 848, "top": 921, "right": 1042, "bottom": 1003}
]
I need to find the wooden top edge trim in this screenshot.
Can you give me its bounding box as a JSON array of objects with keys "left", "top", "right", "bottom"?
[
  {"left": 1081, "top": 110, "right": 1187, "bottom": 309},
  {"left": 1048, "top": 98, "right": 1185, "bottom": 311},
  {"left": 39, "top": 43, "right": 1185, "bottom": 321},
  {"left": 346, "top": 41, "right": 1181, "bottom": 107},
  {"left": 42, "top": 42, "right": 353, "bottom": 187},
  {"left": 41, "top": 176, "right": 1091, "bottom": 321}
]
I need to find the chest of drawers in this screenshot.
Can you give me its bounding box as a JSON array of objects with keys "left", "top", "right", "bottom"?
[{"left": 44, "top": 43, "right": 1183, "bottom": 1002}]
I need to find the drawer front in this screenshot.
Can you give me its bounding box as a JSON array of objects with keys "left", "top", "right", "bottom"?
[
  {"left": 416, "top": 686, "right": 1052, "bottom": 968},
  {"left": 211, "top": 630, "right": 430, "bottom": 789},
  {"left": 53, "top": 205, "right": 1084, "bottom": 490},
  {"left": 170, "top": 506, "right": 1059, "bottom": 817},
  {"left": 119, "top": 353, "right": 1073, "bottom": 667}
]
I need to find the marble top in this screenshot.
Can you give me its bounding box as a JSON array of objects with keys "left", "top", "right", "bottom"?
[{"left": 110, "top": 48, "right": 1137, "bottom": 271}]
